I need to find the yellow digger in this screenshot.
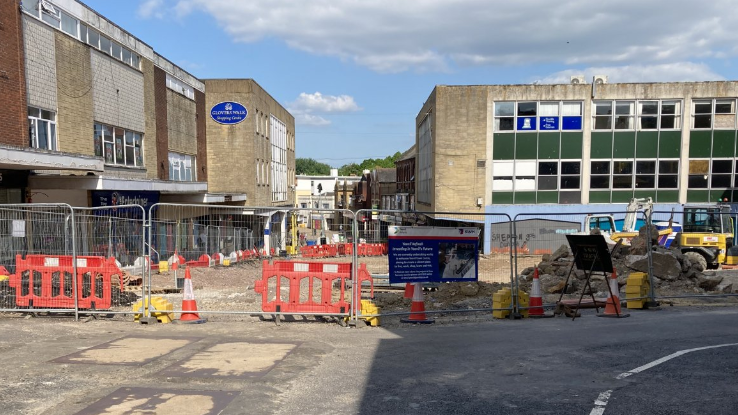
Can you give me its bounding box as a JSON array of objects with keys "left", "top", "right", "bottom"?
[{"left": 675, "top": 204, "right": 737, "bottom": 269}]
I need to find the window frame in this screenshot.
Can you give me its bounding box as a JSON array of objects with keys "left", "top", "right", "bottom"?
[
  {"left": 27, "top": 107, "right": 57, "bottom": 151},
  {"left": 692, "top": 98, "right": 737, "bottom": 130},
  {"left": 168, "top": 152, "right": 196, "bottom": 182},
  {"left": 94, "top": 122, "right": 144, "bottom": 167},
  {"left": 494, "top": 101, "right": 583, "bottom": 132}
]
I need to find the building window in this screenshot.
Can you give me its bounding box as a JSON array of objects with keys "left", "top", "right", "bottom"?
[
  {"left": 169, "top": 152, "right": 196, "bottom": 181},
  {"left": 494, "top": 102, "right": 515, "bottom": 131},
  {"left": 659, "top": 160, "right": 679, "bottom": 188},
  {"left": 28, "top": 107, "right": 57, "bottom": 151},
  {"left": 692, "top": 99, "right": 736, "bottom": 129},
  {"left": 593, "top": 102, "right": 613, "bottom": 130},
  {"left": 165, "top": 74, "right": 195, "bottom": 100},
  {"left": 590, "top": 161, "right": 610, "bottom": 189},
  {"left": 271, "top": 115, "right": 288, "bottom": 202},
  {"left": 560, "top": 161, "right": 581, "bottom": 189},
  {"left": 79, "top": 24, "right": 141, "bottom": 70},
  {"left": 537, "top": 161, "right": 558, "bottom": 190},
  {"left": 688, "top": 160, "right": 709, "bottom": 188},
  {"left": 593, "top": 160, "right": 678, "bottom": 190},
  {"left": 94, "top": 123, "right": 143, "bottom": 167},
  {"left": 417, "top": 113, "right": 433, "bottom": 203},
  {"left": 612, "top": 161, "right": 633, "bottom": 188}
]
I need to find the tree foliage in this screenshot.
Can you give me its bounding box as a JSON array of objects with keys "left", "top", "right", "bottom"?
[
  {"left": 295, "top": 158, "right": 331, "bottom": 175},
  {"left": 338, "top": 152, "right": 402, "bottom": 176}
]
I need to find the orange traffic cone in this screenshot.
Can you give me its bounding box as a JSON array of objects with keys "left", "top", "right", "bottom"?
[
  {"left": 529, "top": 267, "right": 545, "bottom": 317},
  {"left": 179, "top": 267, "right": 207, "bottom": 323},
  {"left": 401, "top": 283, "right": 434, "bottom": 324},
  {"left": 403, "top": 283, "right": 414, "bottom": 299},
  {"left": 599, "top": 269, "right": 629, "bottom": 318}
]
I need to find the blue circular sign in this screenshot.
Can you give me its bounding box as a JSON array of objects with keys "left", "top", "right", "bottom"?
[{"left": 210, "top": 101, "right": 248, "bottom": 125}]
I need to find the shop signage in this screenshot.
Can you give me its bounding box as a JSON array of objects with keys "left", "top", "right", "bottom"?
[
  {"left": 91, "top": 191, "right": 159, "bottom": 215},
  {"left": 210, "top": 101, "right": 248, "bottom": 125}
]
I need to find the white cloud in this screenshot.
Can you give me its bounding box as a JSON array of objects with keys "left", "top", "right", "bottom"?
[
  {"left": 289, "top": 92, "right": 360, "bottom": 113},
  {"left": 288, "top": 92, "right": 361, "bottom": 126},
  {"left": 173, "top": 0, "right": 738, "bottom": 73},
  {"left": 137, "top": 0, "right": 165, "bottom": 19},
  {"left": 538, "top": 63, "right": 725, "bottom": 84}
]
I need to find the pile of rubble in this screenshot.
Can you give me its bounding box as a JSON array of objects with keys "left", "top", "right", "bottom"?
[{"left": 518, "top": 226, "right": 732, "bottom": 297}]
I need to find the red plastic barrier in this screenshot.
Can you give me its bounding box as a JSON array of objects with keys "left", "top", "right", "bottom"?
[
  {"left": 254, "top": 260, "right": 373, "bottom": 315},
  {"left": 10, "top": 254, "right": 122, "bottom": 309},
  {"left": 381, "top": 243, "right": 388, "bottom": 255},
  {"left": 357, "top": 244, "right": 367, "bottom": 257},
  {"left": 186, "top": 254, "right": 212, "bottom": 268},
  {"left": 325, "top": 245, "right": 338, "bottom": 257}
]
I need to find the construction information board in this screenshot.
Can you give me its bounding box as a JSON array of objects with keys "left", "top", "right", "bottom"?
[{"left": 388, "top": 226, "right": 480, "bottom": 284}]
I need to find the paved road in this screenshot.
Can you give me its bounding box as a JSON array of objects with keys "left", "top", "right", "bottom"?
[{"left": 0, "top": 307, "right": 736, "bottom": 414}]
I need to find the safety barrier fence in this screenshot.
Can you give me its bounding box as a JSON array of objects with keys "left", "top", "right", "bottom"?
[{"left": 0, "top": 203, "right": 735, "bottom": 322}]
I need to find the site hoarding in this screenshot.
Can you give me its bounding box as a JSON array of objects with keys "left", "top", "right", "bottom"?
[{"left": 388, "top": 226, "right": 480, "bottom": 284}]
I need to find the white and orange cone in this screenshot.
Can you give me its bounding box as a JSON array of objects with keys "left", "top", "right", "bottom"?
[
  {"left": 401, "top": 283, "right": 434, "bottom": 324},
  {"left": 403, "top": 283, "right": 414, "bottom": 299},
  {"left": 529, "top": 267, "right": 545, "bottom": 317},
  {"left": 179, "top": 267, "right": 207, "bottom": 323},
  {"left": 599, "top": 269, "right": 629, "bottom": 318}
]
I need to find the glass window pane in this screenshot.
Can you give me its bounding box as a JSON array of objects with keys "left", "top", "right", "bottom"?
[
  {"left": 131, "top": 54, "right": 140, "bottom": 69},
  {"left": 595, "top": 102, "right": 612, "bottom": 116},
  {"left": 661, "top": 115, "right": 676, "bottom": 129},
  {"left": 100, "top": 35, "right": 111, "bottom": 54},
  {"left": 635, "top": 175, "right": 655, "bottom": 188},
  {"left": 660, "top": 160, "right": 679, "bottom": 174},
  {"left": 712, "top": 174, "right": 731, "bottom": 187},
  {"left": 562, "top": 102, "right": 582, "bottom": 116},
  {"left": 715, "top": 100, "right": 734, "bottom": 114},
  {"left": 591, "top": 161, "right": 610, "bottom": 175},
  {"left": 590, "top": 176, "right": 610, "bottom": 189},
  {"left": 79, "top": 23, "right": 88, "bottom": 42},
  {"left": 694, "top": 102, "right": 712, "bottom": 114},
  {"left": 689, "top": 160, "right": 709, "bottom": 174},
  {"left": 538, "top": 162, "right": 557, "bottom": 175},
  {"left": 126, "top": 146, "right": 135, "bottom": 166},
  {"left": 636, "top": 161, "right": 656, "bottom": 174},
  {"left": 122, "top": 48, "right": 132, "bottom": 65},
  {"left": 518, "top": 102, "right": 537, "bottom": 116},
  {"left": 613, "top": 161, "right": 633, "bottom": 174},
  {"left": 41, "top": 110, "right": 53, "bottom": 120},
  {"left": 688, "top": 175, "right": 708, "bottom": 188},
  {"left": 495, "top": 102, "right": 514, "bottom": 116},
  {"left": 21, "top": 0, "right": 39, "bottom": 16},
  {"left": 561, "top": 162, "right": 580, "bottom": 175},
  {"left": 640, "top": 101, "right": 658, "bottom": 115},
  {"left": 693, "top": 114, "right": 711, "bottom": 128},
  {"left": 37, "top": 120, "right": 48, "bottom": 149},
  {"left": 94, "top": 124, "right": 103, "bottom": 157},
  {"left": 28, "top": 107, "right": 40, "bottom": 118},
  {"left": 616, "top": 102, "right": 634, "bottom": 115},
  {"left": 538, "top": 176, "right": 557, "bottom": 190},
  {"left": 28, "top": 119, "right": 36, "bottom": 147},
  {"left": 112, "top": 42, "right": 122, "bottom": 60},
  {"left": 639, "top": 116, "right": 658, "bottom": 130},
  {"left": 50, "top": 123, "right": 56, "bottom": 150},
  {"left": 662, "top": 101, "right": 679, "bottom": 115},
  {"left": 659, "top": 175, "right": 678, "bottom": 188},
  {"left": 125, "top": 131, "right": 134, "bottom": 145},
  {"left": 114, "top": 128, "right": 124, "bottom": 164},
  {"left": 612, "top": 175, "right": 633, "bottom": 188},
  {"left": 594, "top": 116, "right": 612, "bottom": 129},
  {"left": 495, "top": 117, "right": 514, "bottom": 131},
  {"left": 88, "top": 30, "right": 99, "bottom": 48},
  {"left": 713, "top": 159, "right": 732, "bottom": 173},
  {"left": 61, "top": 12, "right": 77, "bottom": 37},
  {"left": 615, "top": 115, "right": 633, "bottom": 129},
  {"left": 560, "top": 176, "right": 580, "bottom": 189},
  {"left": 42, "top": 12, "right": 60, "bottom": 28},
  {"left": 539, "top": 102, "right": 559, "bottom": 117}
]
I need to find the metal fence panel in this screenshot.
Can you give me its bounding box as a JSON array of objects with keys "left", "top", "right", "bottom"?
[{"left": 0, "top": 204, "right": 76, "bottom": 313}]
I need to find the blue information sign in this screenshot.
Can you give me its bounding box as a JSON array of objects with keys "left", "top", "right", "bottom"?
[
  {"left": 540, "top": 116, "right": 560, "bottom": 130},
  {"left": 388, "top": 227, "right": 480, "bottom": 283},
  {"left": 517, "top": 116, "right": 537, "bottom": 131},
  {"left": 210, "top": 101, "right": 248, "bottom": 125},
  {"left": 562, "top": 116, "right": 582, "bottom": 130}
]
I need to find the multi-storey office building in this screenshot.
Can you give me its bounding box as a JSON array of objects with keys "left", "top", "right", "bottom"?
[
  {"left": 0, "top": 0, "right": 295, "bottom": 209},
  {"left": 415, "top": 80, "right": 738, "bottom": 252}
]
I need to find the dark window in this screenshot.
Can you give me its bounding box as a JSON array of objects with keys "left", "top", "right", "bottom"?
[
  {"left": 635, "top": 175, "right": 656, "bottom": 188},
  {"left": 538, "top": 162, "right": 557, "bottom": 175},
  {"left": 518, "top": 102, "right": 537, "bottom": 116},
  {"left": 661, "top": 116, "right": 676, "bottom": 129},
  {"left": 590, "top": 176, "right": 610, "bottom": 189},
  {"left": 688, "top": 175, "right": 708, "bottom": 188},
  {"left": 538, "top": 176, "right": 557, "bottom": 190},
  {"left": 613, "top": 161, "right": 633, "bottom": 175},
  {"left": 561, "top": 162, "right": 580, "bottom": 175},
  {"left": 712, "top": 174, "right": 732, "bottom": 188},
  {"left": 613, "top": 175, "right": 633, "bottom": 188},
  {"left": 660, "top": 160, "right": 679, "bottom": 174},
  {"left": 498, "top": 118, "right": 514, "bottom": 130},
  {"left": 636, "top": 161, "right": 656, "bottom": 174},
  {"left": 560, "top": 176, "right": 580, "bottom": 189},
  {"left": 591, "top": 161, "right": 610, "bottom": 175},
  {"left": 658, "top": 175, "right": 678, "bottom": 188},
  {"left": 694, "top": 115, "right": 712, "bottom": 128},
  {"left": 712, "top": 160, "right": 732, "bottom": 174},
  {"left": 694, "top": 102, "right": 712, "bottom": 114}
]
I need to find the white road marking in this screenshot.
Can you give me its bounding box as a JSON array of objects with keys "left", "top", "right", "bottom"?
[
  {"left": 590, "top": 342, "right": 738, "bottom": 414},
  {"left": 616, "top": 342, "right": 738, "bottom": 379}
]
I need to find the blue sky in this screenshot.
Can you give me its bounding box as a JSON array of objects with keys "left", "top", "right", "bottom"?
[{"left": 82, "top": 0, "right": 736, "bottom": 167}]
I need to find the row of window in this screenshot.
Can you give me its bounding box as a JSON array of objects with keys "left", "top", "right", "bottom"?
[
  {"left": 168, "top": 152, "right": 196, "bottom": 182},
  {"left": 23, "top": 0, "right": 141, "bottom": 70},
  {"left": 28, "top": 107, "right": 57, "bottom": 151},
  {"left": 494, "top": 102, "right": 583, "bottom": 132},
  {"left": 688, "top": 159, "right": 738, "bottom": 189},
  {"left": 166, "top": 74, "right": 195, "bottom": 100},
  {"left": 590, "top": 160, "right": 679, "bottom": 189},
  {"left": 495, "top": 99, "right": 738, "bottom": 132},
  {"left": 94, "top": 123, "right": 143, "bottom": 167}
]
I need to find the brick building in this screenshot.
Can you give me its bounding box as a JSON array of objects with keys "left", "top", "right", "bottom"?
[{"left": 0, "top": 0, "right": 295, "bottom": 209}]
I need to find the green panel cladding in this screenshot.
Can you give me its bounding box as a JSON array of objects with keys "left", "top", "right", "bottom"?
[
  {"left": 492, "top": 192, "right": 514, "bottom": 204},
  {"left": 611, "top": 191, "right": 634, "bottom": 203},
  {"left": 656, "top": 190, "right": 678, "bottom": 203},
  {"left": 514, "top": 192, "right": 536, "bottom": 204},
  {"left": 659, "top": 131, "right": 681, "bottom": 158},
  {"left": 687, "top": 189, "right": 710, "bottom": 203},
  {"left": 493, "top": 133, "right": 515, "bottom": 160},
  {"left": 613, "top": 132, "right": 636, "bottom": 158},
  {"left": 538, "top": 132, "right": 560, "bottom": 160},
  {"left": 636, "top": 131, "right": 659, "bottom": 158},
  {"left": 515, "top": 133, "right": 538, "bottom": 159},
  {"left": 561, "top": 132, "right": 583, "bottom": 159},
  {"left": 689, "top": 131, "right": 712, "bottom": 158},
  {"left": 589, "top": 191, "right": 611, "bottom": 203},
  {"left": 712, "top": 130, "right": 736, "bottom": 157},
  {"left": 590, "top": 132, "right": 613, "bottom": 159},
  {"left": 536, "top": 191, "right": 558, "bottom": 204}
]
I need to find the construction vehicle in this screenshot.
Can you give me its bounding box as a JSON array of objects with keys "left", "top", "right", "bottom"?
[
  {"left": 583, "top": 198, "right": 672, "bottom": 245},
  {"left": 675, "top": 204, "right": 737, "bottom": 269}
]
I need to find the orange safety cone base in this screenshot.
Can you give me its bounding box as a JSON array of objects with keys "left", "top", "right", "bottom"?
[
  {"left": 400, "top": 315, "right": 435, "bottom": 324},
  {"left": 178, "top": 267, "right": 208, "bottom": 324},
  {"left": 597, "top": 298, "right": 630, "bottom": 318},
  {"left": 401, "top": 283, "right": 434, "bottom": 324},
  {"left": 598, "top": 270, "right": 630, "bottom": 318}
]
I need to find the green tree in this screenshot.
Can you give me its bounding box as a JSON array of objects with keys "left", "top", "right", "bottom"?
[
  {"left": 339, "top": 152, "right": 402, "bottom": 175},
  {"left": 296, "top": 158, "right": 331, "bottom": 175}
]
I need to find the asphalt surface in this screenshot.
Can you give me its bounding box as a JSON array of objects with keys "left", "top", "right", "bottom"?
[{"left": 0, "top": 306, "right": 736, "bottom": 414}]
